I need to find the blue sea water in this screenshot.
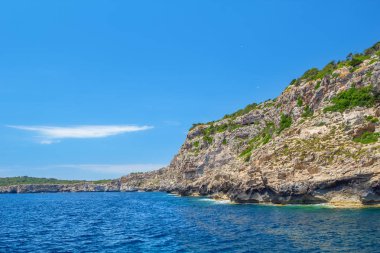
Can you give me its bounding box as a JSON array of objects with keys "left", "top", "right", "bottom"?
[{"left": 0, "top": 192, "right": 379, "bottom": 253}]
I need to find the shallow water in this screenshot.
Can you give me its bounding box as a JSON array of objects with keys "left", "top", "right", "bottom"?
[{"left": 0, "top": 192, "right": 379, "bottom": 252}]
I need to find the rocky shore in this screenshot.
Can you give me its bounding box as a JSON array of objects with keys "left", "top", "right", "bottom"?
[
  {"left": 2, "top": 43, "right": 380, "bottom": 207},
  {"left": 0, "top": 181, "right": 122, "bottom": 193},
  {"left": 119, "top": 43, "right": 380, "bottom": 206}
]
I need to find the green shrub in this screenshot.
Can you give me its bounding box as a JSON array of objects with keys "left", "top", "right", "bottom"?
[
  {"left": 193, "top": 141, "right": 199, "bottom": 148},
  {"left": 190, "top": 123, "right": 202, "bottom": 131},
  {"left": 239, "top": 146, "right": 253, "bottom": 158},
  {"left": 323, "top": 86, "right": 376, "bottom": 113},
  {"left": 315, "top": 61, "right": 336, "bottom": 80},
  {"left": 348, "top": 54, "right": 370, "bottom": 67},
  {"left": 261, "top": 132, "right": 272, "bottom": 145},
  {"left": 297, "top": 97, "right": 303, "bottom": 107},
  {"left": 364, "top": 41, "right": 380, "bottom": 55},
  {"left": 239, "top": 122, "right": 275, "bottom": 162},
  {"left": 244, "top": 155, "right": 251, "bottom": 162},
  {"left": 353, "top": 131, "right": 379, "bottom": 144},
  {"left": 302, "top": 106, "right": 314, "bottom": 118},
  {"left": 222, "top": 139, "right": 227, "bottom": 145},
  {"left": 203, "top": 122, "right": 243, "bottom": 135},
  {"left": 299, "top": 62, "right": 337, "bottom": 82},
  {"left": 289, "top": 78, "right": 300, "bottom": 87},
  {"left": 301, "top": 68, "right": 319, "bottom": 81},
  {"left": 314, "top": 81, "right": 321, "bottom": 90},
  {"left": 223, "top": 103, "right": 258, "bottom": 119},
  {"left": 228, "top": 123, "right": 243, "bottom": 131},
  {"left": 338, "top": 60, "right": 350, "bottom": 68},
  {"left": 203, "top": 135, "right": 213, "bottom": 144},
  {"left": 278, "top": 114, "right": 292, "bottom": 133},
  {"left": 349, "top": 57, "right": 362, "bottom": 67},
  {"left": 369, "top": 59, "right": 377, "bottom": 65},
  {"left": 215, "top": 124, "right": 228, "bottom": 133},
  {"left": 365, "top": 115, "right": 379, "bottom": 123}
]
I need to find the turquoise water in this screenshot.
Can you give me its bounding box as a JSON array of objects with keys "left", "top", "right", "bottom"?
[{"left": 0, "top": 192, "right": 379, "bottom": 252}]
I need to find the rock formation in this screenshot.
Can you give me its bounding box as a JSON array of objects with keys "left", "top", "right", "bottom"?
[
  {"left": 2, "top": 42, "right": 380, "bottom": 206},
  {"left": 120, "top": 42, "right": 380, "bottom": 206},
  {"left": 0, "top": 180, "right": 121, "bottom": 193}
]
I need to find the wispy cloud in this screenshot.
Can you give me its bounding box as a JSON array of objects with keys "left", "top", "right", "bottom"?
[{"left": 8, "top": 125, "right": 153, "bottom": 144}]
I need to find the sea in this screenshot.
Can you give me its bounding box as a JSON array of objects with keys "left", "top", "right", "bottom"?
[{"left": 0, "top": 192, "right": 379, "bottom": 252}]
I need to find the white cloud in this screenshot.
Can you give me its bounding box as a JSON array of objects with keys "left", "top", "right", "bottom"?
[{"left": 8, "top": 125, "right": 152, "bottom": 144}]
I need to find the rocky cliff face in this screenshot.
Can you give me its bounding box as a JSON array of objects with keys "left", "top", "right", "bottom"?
[
  {"left": 120, "top": 43, "right": 380, "bottom": 206},
  {"left": 2, "top": 44, "right": 380, "bottom": 206}
]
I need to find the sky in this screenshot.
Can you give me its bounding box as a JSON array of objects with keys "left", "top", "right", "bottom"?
[{"left": 0, "top": 0, "right": 380, "bottom": 180}]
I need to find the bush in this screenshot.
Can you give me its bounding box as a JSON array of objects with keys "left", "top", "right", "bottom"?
[
  {"left": 315, "top": 61, "right": 337, "bottom": 80},
  {"left": 203, "top": 135, "right": 213, "bottom": 144},
  {"left": 289, "top": 78, "right": 300, "bottom": 87},
  {"left": 239, "top": 146, "right": 253, "bottom": 158},
  {"left": 302, "top": 106, "right": 314, "bottom": 118},
  {"left": 365, "top": 115, "right": 379, "bottom": 123},
  {"left": 223, "top": 103, "right": 258, "bottom": 119},
  {"left": 299, "top": 62, "right": 337, "bottom": 82},
  {"left": 202, "top": 122, "right": 242, "bottom": 136},
  {"left": 353, "top": 131, "right": 379, "bottom": 144},
  {"left": 278, "top": 114, "right": 292, "bottom": 133},
  {"left": 348, "top": 54, "right": 370, "bottom": 68},
  {"left": 193, "top": 141, "right": 199, "bottom": 148},
  {"left": 314, "top": 81, "right": 321, "bottom": 90},
  {"left": 239, "top": 122, "right": 275, "bottom": 162},
  {"left": 297, "top": 97, "right": 303, "bottom": 107},
  {"left": 215, "top": 124, "right": 228, "bottom": 133},
  {"left": 364, "top": 41, "right": 380, "bottom": 55},
  {"left": 190, "top": 123, "right": 202, "bottom": 131},
  {"left": 323, "top": 86, "right": 376, "bottom": 113},
  {"left": 300, "top": 68, "right": 319, "bottom": 81}
]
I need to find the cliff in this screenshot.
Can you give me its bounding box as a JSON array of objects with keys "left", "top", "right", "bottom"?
[
  {"left": 2, "top": 43, "right": 380, "bottom": 206},
  {"left": 120, "top": 42, "right": 380, "bottom": 206}
]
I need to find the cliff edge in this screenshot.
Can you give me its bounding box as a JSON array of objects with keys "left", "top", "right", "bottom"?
[
  {"left": 120, "top": 42, "right": 380, "bottom": 206},
  {"left": 2, "top": 43, "right": 380, "bottom": 206}
]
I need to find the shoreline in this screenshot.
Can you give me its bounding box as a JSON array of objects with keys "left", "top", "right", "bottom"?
[
  {"left": 2, "top": 187, "right": 380, "bottom": 208},
  {"left": 161, "top": 191, "right": 380, "bottom": 209}
]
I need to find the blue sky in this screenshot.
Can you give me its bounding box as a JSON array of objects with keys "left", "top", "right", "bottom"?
[{"left": 1, "top": 0, "right": 380, "bottom": 180}]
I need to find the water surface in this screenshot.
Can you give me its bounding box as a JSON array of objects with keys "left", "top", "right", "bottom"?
[{"left": 0, "top": 192, "right": 379, "bottom": 252}]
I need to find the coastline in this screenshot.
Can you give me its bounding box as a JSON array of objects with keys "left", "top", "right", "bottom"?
[{"left": 2, "top": 183, "right": 380, "bottom": 209}]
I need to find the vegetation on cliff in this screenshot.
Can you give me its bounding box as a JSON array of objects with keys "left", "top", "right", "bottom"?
[
  {"left": 323, "top": 85, "right": 378, "bottom": 113},
  {"left": 192, "top": 41, "right": 380, "bottom": 132},
  {"left": 353, "top": 132, "right": 380, "bottom": 144}
]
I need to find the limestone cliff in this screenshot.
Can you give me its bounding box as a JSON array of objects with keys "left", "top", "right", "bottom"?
[
  {"left": 120, "top": 42, "right": 380, "bottom": 206},
  {"left": 2, "top": 43, "right": 380, "bottom": 206}
]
